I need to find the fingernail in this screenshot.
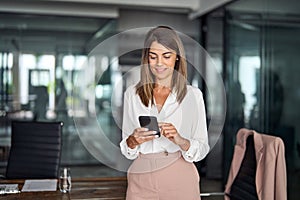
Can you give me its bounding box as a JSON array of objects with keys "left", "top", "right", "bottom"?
[
  {"left": 152, "top": 131, "right": 157, "bottom": 134},
  {"left": 155, "top": 135, "right": 159, "bottom": 138}
]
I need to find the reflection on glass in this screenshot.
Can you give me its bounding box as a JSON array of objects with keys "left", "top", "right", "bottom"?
[{"left": 238, "top": 56, "right": 260, "bottom": 125}]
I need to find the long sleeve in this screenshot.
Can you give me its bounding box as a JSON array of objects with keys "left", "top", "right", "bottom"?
[
  {"left": 119, "top": 87, "right": 140, "bottom": 160},
  {"left": 181, "top": 88, "right": 210, "bottom": 162}
]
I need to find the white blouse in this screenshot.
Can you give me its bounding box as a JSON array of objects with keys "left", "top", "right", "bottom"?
[{"left": 119, "top": 84, "right": 210, "bottom": 163}]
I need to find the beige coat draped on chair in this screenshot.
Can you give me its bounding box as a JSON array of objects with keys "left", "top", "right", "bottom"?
[{"left": 224, "top": 128, "right": 287, "bottom": 200}]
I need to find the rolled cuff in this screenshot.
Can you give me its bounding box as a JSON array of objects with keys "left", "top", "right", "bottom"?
[
  {"left": 120, "top": 138, "right": 139, "bottom": 160},
  {"left": 181, "top": 139, "right": 209, "bottom": 162}
]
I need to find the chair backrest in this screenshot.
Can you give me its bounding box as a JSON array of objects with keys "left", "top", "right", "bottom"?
[
  {"left": 229, "top": 135, "right": 258, "bottom": 200},
  {"left": 225, "top": 128, "right": 288, "bottom": 200},
  {"left": 6, "top": 120, "right": 63, "bottom": 179}
]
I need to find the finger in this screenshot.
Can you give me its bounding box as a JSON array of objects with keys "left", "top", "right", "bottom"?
[
  {"left": 161, "top": 126, "right": 175, "bottom": 131},
  {"left": 137, "top": 135, "right": 157, "bottom": 143},
  {"left": 144, "top": 135, "right": 158, "bottom": 140},
  {"left": 133, "top": 127, "right": 149, "bottom": 136},
  {"left": 160, "top": 127, "right": 176, "bottom": 135},
  {"left": 158, "top": 122, "right": 166, "bottom": 127},
  {"left": 160, "top": 123, "right": 173, "bottom": 129},
  {"left": 140, "top": 130, "right": 158, "bottom": 137},
  {"left": 162, "top": 129, "right": 177, "bottom": 137},
  {"left": 137, "top": 127, "right": 149, "bottom": 132},
  {"left": 158, "top": 122, "right": 173, "bottom": 128},
  {"left": 163, "top": 129, "right": 177, "bottom": 134},
  {"left": 164, "top": 130, "right": 177, "bottom": 136},
  {"left": 164, "top": 133, "right": 175, "bottom": 140},
  {"left": 161, "top": 129, "right": 169, "bottom": 137}
]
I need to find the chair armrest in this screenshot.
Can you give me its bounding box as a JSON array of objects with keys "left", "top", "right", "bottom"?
[{"left": 200, "top": 192, "right": 225, "bottom": 197}]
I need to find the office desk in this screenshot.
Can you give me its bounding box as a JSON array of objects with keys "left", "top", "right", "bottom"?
[{"left": 0, "top": 177, "right": 127, "bottom": 200}]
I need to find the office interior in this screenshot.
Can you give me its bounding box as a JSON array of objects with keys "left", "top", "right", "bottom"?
[{"left": 0, "top": 0, "right": 299, "bottom": 199}]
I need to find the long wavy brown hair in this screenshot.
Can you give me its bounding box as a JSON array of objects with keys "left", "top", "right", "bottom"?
[{"left": 136, "top": 26, "right": 187, "bottom": 107}]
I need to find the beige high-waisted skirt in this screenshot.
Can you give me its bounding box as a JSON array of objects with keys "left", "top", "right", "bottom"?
[{"left": 126, "top": 151, "right": 201, "bottom": 200}]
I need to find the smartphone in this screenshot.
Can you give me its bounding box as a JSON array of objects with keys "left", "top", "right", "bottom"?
[{"left": 138, "top": 116, "right": 160, "bottom": 137}]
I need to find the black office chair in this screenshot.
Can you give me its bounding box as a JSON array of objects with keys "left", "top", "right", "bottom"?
[
  {"left": 5, "top": 120, "right": 63, "bottom": 179},
  {"left": 200, "top": 134, "right": 258, "bottom": 199}
]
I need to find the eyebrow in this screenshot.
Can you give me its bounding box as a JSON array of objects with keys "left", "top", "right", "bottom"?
[{"left": 149, "top": 51, "right": 173, "bottom": 56}]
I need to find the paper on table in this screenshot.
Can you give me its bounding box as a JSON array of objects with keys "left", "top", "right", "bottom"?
[
  {"left": 21, "top": 179, "right": 57, "bottom": 192},
  {"left": 0, "top": 184, "right": 20, "bottom": 194}
]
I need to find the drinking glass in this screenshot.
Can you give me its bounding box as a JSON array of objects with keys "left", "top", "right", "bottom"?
[{"left": 59, "top": 167, "right": 71, "bottom": 193}]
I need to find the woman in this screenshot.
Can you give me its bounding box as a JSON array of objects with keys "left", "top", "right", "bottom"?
[{"left": 120, "top": 26, "right": 209, "bottom": 200}]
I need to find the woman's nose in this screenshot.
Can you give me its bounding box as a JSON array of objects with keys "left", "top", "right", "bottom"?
[{"left": 157, "top": 56, "right": 163, "bottom": 66}]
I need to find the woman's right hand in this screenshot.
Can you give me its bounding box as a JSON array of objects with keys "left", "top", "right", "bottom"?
[{"left": 126, "top": 127, "right": 158, "bottom": 149}]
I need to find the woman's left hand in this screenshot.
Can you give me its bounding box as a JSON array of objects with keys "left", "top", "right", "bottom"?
[
  {"left": 159, "top": 122, "right": 190, "bottom": 151},
  {"left": 159, "top": 122, "right": 180, "bottom": 144}
]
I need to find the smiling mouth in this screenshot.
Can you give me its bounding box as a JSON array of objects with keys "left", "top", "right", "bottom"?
[{"left": 155, "top": 67, "right": 168, "bottom": 73}]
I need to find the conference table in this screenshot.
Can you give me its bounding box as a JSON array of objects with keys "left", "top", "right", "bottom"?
[
  {"left": 0, "top": 177, "right": 225, "bottom": 200},
  {"left": 0, "top": 177, "right": 128, "bottom": 200}
]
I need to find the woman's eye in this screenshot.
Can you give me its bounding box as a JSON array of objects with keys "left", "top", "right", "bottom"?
[
  {"left": 163, "top": 54, "right": 172, "bottom": 59},
  {"left": 149, "top": 56, "right": 156, "bottom": 60}
]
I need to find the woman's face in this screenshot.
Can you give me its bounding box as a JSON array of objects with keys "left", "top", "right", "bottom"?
[{"left": 148, "top": 41, "right": 177, "bottom": 84}]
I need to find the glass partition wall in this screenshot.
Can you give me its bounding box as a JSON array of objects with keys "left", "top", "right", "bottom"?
[
  {"left": 223, "top": 2, "right": 300, "bottom": 199},
  {"left": 0, "top": 12, "right": 122, "bottom": 177}
]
